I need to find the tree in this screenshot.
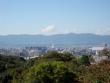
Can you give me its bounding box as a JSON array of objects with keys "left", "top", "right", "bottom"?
[
  {"left": 79, "top": 55, "right": 90, "bottom": 66},
  {"left": 100, "top": 48, "right": 110, "bottom": 58},
  {"left": 24, "top": 61, "right": 78, "bottom": 83},
  {"left": 0, "top": 55, "right": 26, "bottom": 83},
  {"left": 61, "top": 52, "right": 73, "bottom": 61},
  {"left": 44, "top": 51, "right": 60, "bottom": 59},
  {"left": 44, "top": 51, "right": 73, "bottom": 62},
  {"left": 81, "top": 60, "right": 110, "bottom": 83}
]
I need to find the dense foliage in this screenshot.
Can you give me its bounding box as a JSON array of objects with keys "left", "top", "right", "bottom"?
[
  {"left": 0, "top": 55, "right": 26, "bottom": 83},
  {"left": 0, "top": 51, "right": 110, "bottom": 83}
]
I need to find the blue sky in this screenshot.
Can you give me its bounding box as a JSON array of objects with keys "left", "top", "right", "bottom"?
[{"left": 0, "top": 0, "right": 110, "bottom": 35}]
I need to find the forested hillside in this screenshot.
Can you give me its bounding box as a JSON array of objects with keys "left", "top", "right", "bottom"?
[{"left": 0, "top": 51, "right": 110, "bottom": 83}]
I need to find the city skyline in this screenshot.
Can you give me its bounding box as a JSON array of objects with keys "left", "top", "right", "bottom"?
[{"left": 0, "top": 0, "right": 110, "bottom": 35}]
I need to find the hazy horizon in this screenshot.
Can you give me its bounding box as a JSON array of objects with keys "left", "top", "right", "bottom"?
[{"left": 0, "top": 32, "right": 110, "bottom": 36}]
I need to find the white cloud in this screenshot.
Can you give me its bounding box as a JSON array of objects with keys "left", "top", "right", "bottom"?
[{"left": 41, "top": 25, "right": 56, "bottom": 33}]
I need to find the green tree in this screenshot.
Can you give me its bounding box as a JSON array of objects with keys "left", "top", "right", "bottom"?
[
  {"left": 61, "top": 52, "right": 73, "bottom": 61},
  {"left": 24, "top": 61, "right": 78, "bottom": 83},
  {"left": 78, "top": 55, "right": 90, "bottom": 66},
  {"left": 44, "top": 51, "right": 73, "bottom": 62}
]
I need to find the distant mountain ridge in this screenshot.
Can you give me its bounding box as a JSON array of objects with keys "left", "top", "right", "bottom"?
[{"left": 0, "top": 33, "right": 110, "bottom": 47}]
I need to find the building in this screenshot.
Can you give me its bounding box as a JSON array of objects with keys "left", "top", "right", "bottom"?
[{"left": 90, "top": 47, "right": 105, "bottom": 55}]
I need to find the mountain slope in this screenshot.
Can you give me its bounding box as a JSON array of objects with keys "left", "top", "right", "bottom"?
[{"left": 0, "top": 33, "right": 110, "bottom": 47}]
